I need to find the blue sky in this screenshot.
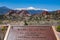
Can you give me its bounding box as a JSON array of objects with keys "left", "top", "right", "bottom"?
[{"left": 0, "top": 0, "right": 60, "bottom": 11}]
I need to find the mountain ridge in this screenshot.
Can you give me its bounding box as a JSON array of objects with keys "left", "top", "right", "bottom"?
[{"left": 0, "top": 6, "right": 60, "bottom": 15}]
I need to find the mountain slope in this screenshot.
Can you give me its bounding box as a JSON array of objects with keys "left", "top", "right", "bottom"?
[
  {"left": 0, "top": 6, "right": 11, "bottom": 15},
  {"left": 26, "top": 10, "right": 45, "bottom": 15}
]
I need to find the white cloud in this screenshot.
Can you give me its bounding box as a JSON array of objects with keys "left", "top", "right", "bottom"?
[
  {"left": 41, "top": 9, "right": 48, "bottom": 11},
  {"left": 15, "top": 7, "right": 48, "bottom": 11},
  {"left": 27, "top": 7, "right": 35, "bottom": 9},
  {"left": 16, "top": 8, "right": 26, "bottom": 10},
  {"left": 15, "top": 7, "right": 40, "bottom": 10}
]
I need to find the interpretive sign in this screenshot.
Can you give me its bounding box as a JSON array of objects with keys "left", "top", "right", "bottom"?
[{"left": 7, "top": 26, "right": 57, "bottom": 40}]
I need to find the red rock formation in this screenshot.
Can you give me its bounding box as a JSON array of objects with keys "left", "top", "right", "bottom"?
[
  {"left": 42, "top": 11, "right": 49, "bottom": 15},
  {"left": 6, "top": 10, "right": 16, "bottom": 15},
  {"left": 17, "top": 10, "right": 31, "bottom": 16},
  {"left": 56, "top": 10, "right": 60, "bottom": 13}
]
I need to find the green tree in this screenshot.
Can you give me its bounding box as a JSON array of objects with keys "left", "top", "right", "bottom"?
[
  {"left": 0, "top": 21, "right": 3, "bottom": 24},
  {"left": 56, "top": 25, "right": 60, "bottom": 32},
  {"left": 24, "top": 20, "right": 28, "bottom": 25}
]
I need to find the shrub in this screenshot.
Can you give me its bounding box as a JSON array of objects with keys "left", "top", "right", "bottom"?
[
  {"left": 1, "top": 26, "right": 7, "bottom": 32},
  {"left": 0, "top": 21, "right": 3, "bottom": 24},
  {"left": 24, "top": 21, "right": 28, "bottom": 25},
  {"left": 56, "top": 25, "right": 60, "bottom": 32}
]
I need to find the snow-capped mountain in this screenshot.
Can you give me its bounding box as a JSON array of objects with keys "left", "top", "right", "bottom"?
[{"left": 15, "top": 7, "right": 48, "bottom": 11}]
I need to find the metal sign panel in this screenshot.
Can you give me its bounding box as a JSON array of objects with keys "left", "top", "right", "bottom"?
[{"left": 7, "top": 26, "right": 57, "bottom": 40}]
